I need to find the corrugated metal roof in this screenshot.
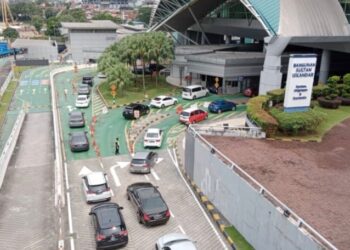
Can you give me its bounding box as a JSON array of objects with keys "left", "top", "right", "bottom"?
[{"left": 61, "top": 20, "right": 118, "bottom": 30}]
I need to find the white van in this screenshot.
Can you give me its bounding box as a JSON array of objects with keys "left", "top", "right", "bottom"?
[{"left": 182, "top": 85, "right": 209, "bottom": 100}]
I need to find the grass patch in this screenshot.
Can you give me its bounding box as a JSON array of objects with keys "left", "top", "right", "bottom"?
[
  {"left": 274, "top": 104, "right": 350, "bottom": 141},
  {"left": 0, "top": 80, "right": 18, "bottom": 128},
  {"left": 98, "top": 75, "right": 181, "bottom": 106},
  {"left": 225, "top": 226, "right": 254, "bottom": 250}
]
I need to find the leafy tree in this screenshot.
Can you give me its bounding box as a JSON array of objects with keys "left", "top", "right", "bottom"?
[
  {"left": 10, "top": 3, "right": 41, "bottom": 21},
  {"left": 59, "top": 8, "right": 86, "bottom": 22},
  {"left": 137, "top": 7, "right": 152, "bottom": 25},
  {"left": 105, "top": 62, "right": 133, "bottom": 96},
  {"left": 45, "top": 7, "right": 58, "bottom": 19},
  {"left": 46, "top": 16, "right": 61, "bottom": 36},
  {"left": 92, "top": 12, "right": 122, "bottom": 24},
  {"left": 32, "top": 16, "right": 44, "bottom": 33},
  {"left": 3, "top": 27, "right": 19, "bottom": 40}
]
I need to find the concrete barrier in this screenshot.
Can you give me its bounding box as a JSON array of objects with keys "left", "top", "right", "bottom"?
[{"left": 0, "top": 110, "right": 26, "bottom": 189}]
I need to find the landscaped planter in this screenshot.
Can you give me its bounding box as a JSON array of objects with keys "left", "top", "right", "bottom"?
[
  {"left": 317, "top": 97, "right": 342, "bottom": 109},
  {"left": 341, "top": 97, "right": 350, "bottom": 106}
]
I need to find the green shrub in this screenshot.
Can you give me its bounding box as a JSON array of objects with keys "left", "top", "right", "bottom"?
[
  {"left": 267, "top": 88, "right": 285, "bottom": 104},
  {"left": 247, "top": 96, "right": 278, "bottom": 137},
  {"left": 343, "top": 73, "right": 350, "bottom": 85},
  {"left": 312, "top": 84, "right": 327, "bottom": 99},
  {"left": 270, "top": 108, "right": 326, "bottom": 135}
]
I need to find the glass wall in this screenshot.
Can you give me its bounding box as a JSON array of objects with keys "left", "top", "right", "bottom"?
[{"left": 339, "top": 0, "right": 350, "bottom": 22}]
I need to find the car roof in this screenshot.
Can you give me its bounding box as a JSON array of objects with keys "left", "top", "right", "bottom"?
[
  {"left": 71, "top": 131, "right": 85, "bottom": 136},
  {"left": 183, "top": 85, "right": 203, "bottom": 89},
  {"left": 79, "top": 84, "right": 89, "bottom": 88},
  {"left": 86, "top": 172, "right": 106, "bottom": 185},
  {"left": 182, "top": 107, "right": 202, "bottom": 113},
  {"left": 146, "top": 128, "right": 160, "bottom": 133},
  {"left": 133, "top": 152, "right": 151, "bottom": 159},
  {"left": 137, "top": 186, "right": 159, "bottom": 200},
  {"left": 91, "top": 203, "right": 121, "bottom": 228},
  {"left": 77, "top": 95, "right": 88, "bottom": 98},
  {"left": 154, "top": 95, "right": 168, "bottom": 99},
  {"left": 159, "top": 233, "right": 196, "bottom": 249},
  {"left": 70, "top": 111, "right": 83, "bottom": 116}
]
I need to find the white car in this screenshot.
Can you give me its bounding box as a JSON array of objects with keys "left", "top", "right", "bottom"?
[
  {"left": 75, "top": 95, "right": 90, "bottom": 108},
  {"left": 144, "top": 128, "right": 163, "bottom": 148},
  {"left": 150, "top": 95, "right": 178, "bottom": 108},
  {"left": 156, "top": 233, "right": 197, "bottom": 250},
  {"left": 82, "top": 172, "right": 112, "bottom": 203}
]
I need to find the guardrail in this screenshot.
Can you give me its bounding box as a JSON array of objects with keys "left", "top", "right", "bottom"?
[
  {"left": 0, "top": 110, "right": 26, "bottom": 189},
  {"left": 188, "top": 125, "right": 338, "bottom": 250},
  {"left": 0, "top": 70, "right": 13, "bottom": 97},
  {"left": 191, "top": 124, "right": 266, "bottom": 139}
]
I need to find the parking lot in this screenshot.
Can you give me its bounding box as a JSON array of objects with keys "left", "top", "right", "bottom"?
[{"left": 67, "top": 150, "right": 228, "bottom": 249}]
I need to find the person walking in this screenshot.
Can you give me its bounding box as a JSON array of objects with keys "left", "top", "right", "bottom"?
[
  {"left": 115, "top": 137, "right": 120, "bottom": 155},
  {"left": 64, "top": 88, "right": 68, "bottom": 100}
]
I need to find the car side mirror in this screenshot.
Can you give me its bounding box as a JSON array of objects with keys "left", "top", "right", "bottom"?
[
  {"left": 155, "top": 186, "right": 159, "bottom": 189},
  {"left": 119, "top": 207, "right": 124, "bottom": 210},
  {"left": 89, "top": 212, "right": 93, "bottom": 215}
]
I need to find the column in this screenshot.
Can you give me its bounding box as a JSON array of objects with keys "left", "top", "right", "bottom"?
[{"left": 319, "top": 50, "right": 330, "bottom": 84}]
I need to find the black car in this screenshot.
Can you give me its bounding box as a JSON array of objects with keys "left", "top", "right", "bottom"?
[
  {"left": 82, "top": 76, "right": 94, "bottom": 87},
  {"left": 127, "top": 182, "right": 170, "bottom": 226},
  {"left": 89, "top": 203, "right": 128, "bottom": 250},
  {"left": 129, "top": 151, "right": 158, "bottom": 174},
  {"left": 69, "top": 131, "right": 89, "bottom": 152},
  {"left": 68, "top": 111, "right": 85, "bottom": 128},
  {"left": 78, "top": 84, "right": 90, "bottom": 96},
  {"left": 122, "top": 103, "right": 150, "bottom": 119}
]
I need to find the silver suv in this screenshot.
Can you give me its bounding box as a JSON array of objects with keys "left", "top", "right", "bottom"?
[
  {"left": 82, "top": 172, "right": 112, "bottom": 203},
  {"left": 129, "top": 152, "right": 158, "bottom": 174}
]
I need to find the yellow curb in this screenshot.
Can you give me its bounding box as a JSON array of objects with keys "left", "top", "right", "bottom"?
[
  {"left": 207, "top": 204, "right": 214, "bottom": 210},
  {"left": 227, "top": 236, "right": 234, "bottom": 245},
  {"left": 219, "top": 224, "right": 226, "bottom": 232},
  {"left": 201, "top": 196, "right": 208, "bottom": 202},
  {"left": 213, "top": 213, "right": 220, "bottom": 220}
]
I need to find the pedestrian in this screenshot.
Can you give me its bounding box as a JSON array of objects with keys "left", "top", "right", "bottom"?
[
  {"left": 115, "top": 137, "right": 120, "bottom": 155},
  {"left": 64, "top": 88, "right": 68, "bottom": 100}
]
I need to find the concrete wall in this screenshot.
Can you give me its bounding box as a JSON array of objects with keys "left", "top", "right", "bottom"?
[
  {"left": 68, "top": 30, "right": 117, "bottom": 63},
  {"left": 185, "top": 130, "right": 329, "bottom": 250},
  {"left": 23, "top": 44, "right": 58, "bottom": 62}
]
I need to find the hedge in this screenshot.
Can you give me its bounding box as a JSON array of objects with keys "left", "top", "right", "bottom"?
[
  {"left": 266, "top": 89, "right": 285, "bottom": 104},
  {"left": 246, "top": 96, "right": 278, "bottom": 137},
  {"left": 269, "top": 108, "right": 326, "bottom": 135}
]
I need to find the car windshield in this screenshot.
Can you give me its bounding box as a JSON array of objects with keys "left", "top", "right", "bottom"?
[
  {"left": 131, "top": 159, "right": 146, "bottom": 164},
  {"left": 182, "top": 88, "right": 191, "bottom": 93},
  {"left": 141, "top": 196, "right": 167, "bottom": 213},
  {"left": 72, "top": 134, "right": 86, "bottom": 143},
  {"left": 181, "top": 112, "right": 190, "bottom": 117},
  {"left": 70, "top": 114, "right": 82, "bottom": 121},
  {"left": 83, "top": 77, "right": 92, "bottom": 80},
  {"left": 77, "top": 96, "right": 86, "bottom": 101},
  {"left": 98, "top": 207, "right": 121, "bottom": 230},
  {"left": 154, "top": 97, "right": 161, "bottom": 101},
  {"left": 89, "top": 183, "right": 108, "bottom": 193},
  {"left": 146, "top": 133, "right": 159, "bottom": 138},
  {"left": 124, "top": 107, "right": 133, "bottom": 111},
  {"left": 79, "top": 86, "right": 88, "bottom": 90}
]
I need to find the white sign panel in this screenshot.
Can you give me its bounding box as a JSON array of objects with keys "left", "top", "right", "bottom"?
[{"left": 284, "top": 54, "right": 317, "bottom": 112}]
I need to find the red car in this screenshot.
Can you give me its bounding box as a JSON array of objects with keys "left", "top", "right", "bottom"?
[{"left": 179, "top": 108, "right": 208, "bottom": 124}]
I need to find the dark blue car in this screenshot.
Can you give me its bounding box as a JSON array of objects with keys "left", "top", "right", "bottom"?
[{"left": 208, "top": 99, "right": 237, "bottom": 113}]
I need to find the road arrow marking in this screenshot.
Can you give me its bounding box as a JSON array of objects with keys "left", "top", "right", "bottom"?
[
  {"left": 78, "top": 166, "right": 92, "bottom": 177},
  {"left": 116, "top": 162, "right": 130, "bottom": 169},
  {"left": 110, "top": 165, "right": 121, "bottom": 187},
  {"left": 156, "top": 158, "right": 163, "bottom": 164}
]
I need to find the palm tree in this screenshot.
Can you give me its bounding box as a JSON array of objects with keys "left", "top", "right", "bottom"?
[{"left": 105, "top": 62, "right": 133, "bottom": 97}]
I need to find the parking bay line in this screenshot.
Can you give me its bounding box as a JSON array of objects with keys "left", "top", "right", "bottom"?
[
  {"left": 178, "top": 225, "right": 186, "bottom": 234},
  {"left": 150, "top": 169, "right": 160, "bottom": 181},
  {"left": 110, "top": 165, "right": 121, "bottom": 187}
]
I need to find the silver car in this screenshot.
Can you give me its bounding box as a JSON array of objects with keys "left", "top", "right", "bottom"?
[
  {"left": 129, "top": 151, "right": 158, "bottom": 174},
  {"left": 155, "top": 233, "right": 197, "bottom": 250},
  {"left": 82, "top": 172, "right": 112, "bottom": 203}
]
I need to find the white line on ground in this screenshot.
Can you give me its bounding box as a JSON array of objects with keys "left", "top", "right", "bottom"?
[
  {"left": 64, "top": 162, "right": 75, "bottom": 250},
  {"left": 99, "top": 159, "right": 104, "bottom": 169},
  {"left": 178, "top": 225, "right": 186, "bottom": 234},
  {"left": 167, "top": 148, "right": 228, "bottom": 250},
  {"left": 182, "top": 138, "right": 185, "bottom": 150},
  {"left": 145, "top": 175, "right": 150, "bottom": 181},
  {"left": 151, "top": 169, "right": 160, "bottom": 181},
  {"left": 170, "top": 210, "right": 175, "bottom": 218},
  {"left": 110, "top": 165, "right": 121, "bottom": 187},
  {"left": 110, "top": 189, "right": 114, "bottom": 197}
]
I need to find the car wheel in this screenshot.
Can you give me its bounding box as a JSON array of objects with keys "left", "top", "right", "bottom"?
[
  {"left": 174, "top": 100, "right": 177, "bottom": 105},
  {"left": 138, "top": 212, "right": 142, "bottom": 224},
  {"left": 161, "top": 104, "right": 165, "bottom": 108},
  {"left": 127, "top": 193, "right": 130, "bottom": 200},
  {"left": 193, "top": 95, "right": 197, "bottom": 100}
]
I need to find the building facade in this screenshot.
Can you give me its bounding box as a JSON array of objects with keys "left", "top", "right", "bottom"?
[{"left": 61, "top": 20, "right": 118, "bottom": 63}]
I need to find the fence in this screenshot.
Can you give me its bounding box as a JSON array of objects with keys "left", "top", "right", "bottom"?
[
  {"left": 184, "top": 125, "right": 337, "bottom": 250},
  {"left": 0, "top": 110, "right": 26, "bottom": 189}
]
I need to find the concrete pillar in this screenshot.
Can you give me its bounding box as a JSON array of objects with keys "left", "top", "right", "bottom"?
[
  {"left": 259, "top": 36, "right": 291, "bottom": 95},
  {"left": 318, "top": 49, "right": 330, "bottom": 84}
]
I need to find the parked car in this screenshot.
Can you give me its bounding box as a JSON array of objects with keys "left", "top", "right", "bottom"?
[
  {"left": 150, "top": 95, "right": 178, "bottom": 108},
  {"left": 179, "top": 108, "right": 208, "bottom": 124},
  {"left": 144, "top": 128, "right": 163, "bottom": 148},
  {"left": 75, "top": 95, "right": 90, "bottom": 108},
  {"left": 82, "top": 76, "right": 94, "bottom": 86},
  {"left": 97, "top": 72, "right": 107, "bottom": 79},
  {"left": 156, "top": 233, "right": 197, "bottom": 250},
  {"left": 126, "top": 182, "right": 170, "bottom": 226},
  {"left": 78, "top": 84, "right": 90, "bottom": 96},
  {"left": 89, "top": 203, "right": 128, "bottom": 249},
  {"left": 182, "top": 85, "right": 209, "bottom": 100},
  {"left": 130, "top": 151, "right": 158, "bottom": 174},
  {"left": 82, "top": 172, "right": 112, "bottom": 203},
  {"left": 122, "top": 103, "right": 150, "bottom": 119},
  {"left": 68, "top": 111, "right": 85, "bottom": 128},
  {"left": 69, "top": 131, "right": 89, "bottom": 152},
  {"left": 207, "top": 86, "right": 219, "bottom": 94},
  {"left": 208, "top": 99, "right": 237, "bottom": 113},
  {"left": 159, "top": 68, "right": 171, "bottom": 77}
]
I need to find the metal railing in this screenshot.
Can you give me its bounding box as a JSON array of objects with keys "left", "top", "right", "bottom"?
[
  {"left": 188, "top": 125, "right": 338, "bottom": 250},
  {"left": 191, "top": 124, "right": 266, "bottom": 139},
  {"left": 0, "top": 110, "right": 26, "bottom": 189}
]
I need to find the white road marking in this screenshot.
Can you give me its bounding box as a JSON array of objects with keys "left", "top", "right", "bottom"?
[
  {"left": 32, "top": 89, "right": 36, "bottom": 95},
  {"left": 144, "top": 175, "right": 150, "bottom": 181},
  {"left": 110, "top": 165, "right": 121, "bottom": 187},
  {"left": 99, "top": 160, "right": 104, "bottom": 169},
  {"left": 178, "top": 225, "right": 186, "bottom": 234},
  {"left": 156, "top": 158, "right": 163, "bottom": 164},
  {"left": 116, "top": 162, "right": 130, "bottom": 169},
  {"left": 182, "top": 138, "right": 185, "bottom": 150},
  {"left": 151, "top": 169, "right": 160, "bottom": 181},
  {"left": 78, "top": 166, "right": 92, "bottom": 177},
  {"left": 110, "top": 189, "right": 114, "bottom": 197},
  {"left": 170, "top": 210, "right": 175, "bottom": 218},
  {"left": 167, "top": 148, "right": 228, "bottom": 250}
]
